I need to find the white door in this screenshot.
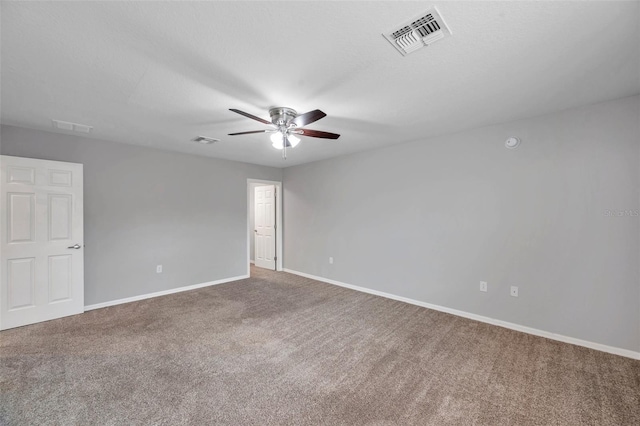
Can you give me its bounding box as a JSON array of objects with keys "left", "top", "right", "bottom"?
[
  {"left": 1, "top": 155, "right": 84, "bottom": 330},
  {"left": 254, "top": 185, "right": 276, "bottom": 270}
]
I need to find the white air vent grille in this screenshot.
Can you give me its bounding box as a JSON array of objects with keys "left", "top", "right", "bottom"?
[
  {"left": 52, "top": 119, "right": 93, "bottom": 133},
  {"left": 383, "top": 7, "right": 452, "bottom": 56}
]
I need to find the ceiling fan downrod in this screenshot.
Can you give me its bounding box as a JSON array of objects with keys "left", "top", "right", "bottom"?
[{"left": 268, "top": 107, "right": 296, "bottom": 159}]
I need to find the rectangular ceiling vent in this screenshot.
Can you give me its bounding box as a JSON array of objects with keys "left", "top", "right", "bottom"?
[
  {"left": 52, "top": 119, "right": 93, "bottom": 133},
  {"left": 191, "top": 136, "right": 220, "bottom": 144},
  {"left": 383, "top": 7, "right": 452, "bottom": 56}
]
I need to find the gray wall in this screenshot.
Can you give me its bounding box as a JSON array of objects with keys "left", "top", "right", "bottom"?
[
  {"left": 1, "top": 125, "right": 282, "bottom": 305},
  {"left": 283, "top": 95, "right": 640, "bottom": 352}
]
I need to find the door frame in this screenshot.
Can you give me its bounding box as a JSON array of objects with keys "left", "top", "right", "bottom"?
[{"left": 247, "top": 179, "right": 282, "bottom": 273}]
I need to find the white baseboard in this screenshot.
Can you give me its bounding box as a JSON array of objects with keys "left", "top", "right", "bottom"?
[
  {"left": 283, "top": 268, "right": 640, "bottom": 360},
  {"left": 84, "top": 274, "right": 249, "bottom": 311}
]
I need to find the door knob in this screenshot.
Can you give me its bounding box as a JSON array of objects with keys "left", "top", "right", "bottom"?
[{"left": 67, "top": 244, "right": 82, "bottom": 249}]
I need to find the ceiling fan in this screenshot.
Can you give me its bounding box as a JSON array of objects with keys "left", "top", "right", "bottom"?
[{"left": 228, "top": 107, "right": 340, "bottom": 159}]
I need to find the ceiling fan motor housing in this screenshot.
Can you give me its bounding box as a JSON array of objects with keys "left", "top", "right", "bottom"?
[{"left": 269, "top": 107, "right": 297, "bottom": 126}]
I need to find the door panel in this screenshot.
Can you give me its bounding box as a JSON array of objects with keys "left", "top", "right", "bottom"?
[
  {"left": 8, "top": 193, "right": 35, "bottom": 243},
  {"left": 7, "top": 166, "right": 35, "bottom": 184},
  {"left": 7, "top": 258, "right": 35, "bottom": 310},
  {"left": 48, "top": 255, "right": 72, "bottom": 303},
  {"left": 48, "top": 170, "right": 72, "bottom": 186},
  {"left": 48, "top": 194, "right": 72, "bottom": 240},
  {"left": 1, "top": 155, "right": 84, "bottom": 330}
]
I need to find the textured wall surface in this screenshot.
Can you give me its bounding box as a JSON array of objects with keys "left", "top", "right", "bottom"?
[
  {"left": 1, "top": 125, "right": 282, "bottom": 305},
  {"left": 283, "top": 96, "right": 640, "bottom": 352}
]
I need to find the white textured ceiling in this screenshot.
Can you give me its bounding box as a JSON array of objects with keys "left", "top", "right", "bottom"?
[{"left": 2, "top": 1, "right": 639, "bottom": 167}]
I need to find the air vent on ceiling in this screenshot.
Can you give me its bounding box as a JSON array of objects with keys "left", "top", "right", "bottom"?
[
  {"left": 383, "top": 7, "right": 452, "bottom": 56},
  {"left": 52, "top": 119, "right": 93, "bottom": 133},
  {"left": 191, "top": 136, "right": 220, "bottom": 144}
]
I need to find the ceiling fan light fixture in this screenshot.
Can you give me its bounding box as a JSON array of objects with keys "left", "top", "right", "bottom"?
[
  {"left": 271, "top": 132, "right": 285, "bottom": 149},
  {"left": 288, "top": 134, "right": 301, "bottom": 147},
  {"left": 270, "top": 132, "right": 301, "bottom": 150}
]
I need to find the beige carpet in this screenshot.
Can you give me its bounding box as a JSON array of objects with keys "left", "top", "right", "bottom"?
[{"left": 1, "top": 266, "right": 639, "bottom": 425}]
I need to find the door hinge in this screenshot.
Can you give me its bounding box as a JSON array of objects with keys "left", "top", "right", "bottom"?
[{"left": 274, "top": 256, "right": 277, "bottom": 261}]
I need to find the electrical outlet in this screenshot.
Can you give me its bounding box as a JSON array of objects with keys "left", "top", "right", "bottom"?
[
  {"left": 510, "top": 286, "right": 518, "bottom": 297},
  {"left": 329, "top": 257, "right": 334, "bottom": 264},
  {"left": 156, "top": 265, "right": 163, "bottom": 273},
  {"left": 480, "top": 281, "right": 488, "bottom": 292}
]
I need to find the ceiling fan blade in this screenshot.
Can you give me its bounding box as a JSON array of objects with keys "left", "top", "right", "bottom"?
[
  {"left": 228, "top": 130, "right": 270, "bottom": 136},
  {"left": 292, "top": 109, "right": 327, "bottom": 127},
  {"left": 297, "top": 128, "right": 340, "bottom": 139},
  {"left": 229, "top": 109, "right": 272, "bottom": 125}
]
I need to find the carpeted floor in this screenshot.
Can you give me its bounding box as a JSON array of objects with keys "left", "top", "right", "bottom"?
[{"left": 1, "top": 267, "right": 639, "bottom": 425}]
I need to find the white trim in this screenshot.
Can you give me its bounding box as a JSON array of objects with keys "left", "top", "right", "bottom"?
[
  {"left": 84, "top": 275, "right": 249, "bottom": 311},
  {"left": 283, "top": 268, "right": 640, "bottom": 360},
  {"left": 247, "top": 179, "right": 283, "bottom": 274}
]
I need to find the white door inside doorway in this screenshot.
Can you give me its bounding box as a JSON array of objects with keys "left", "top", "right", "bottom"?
[
  {"left": 254, "top": 185, "right": 276, "bottom": 270},
  {"left": 0, "top": 155, "right": 84, "bottom": 330}
]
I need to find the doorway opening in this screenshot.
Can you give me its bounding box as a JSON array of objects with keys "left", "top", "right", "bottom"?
[{"left": 247, "top": 179, "right": 282, "bottom": 275}]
